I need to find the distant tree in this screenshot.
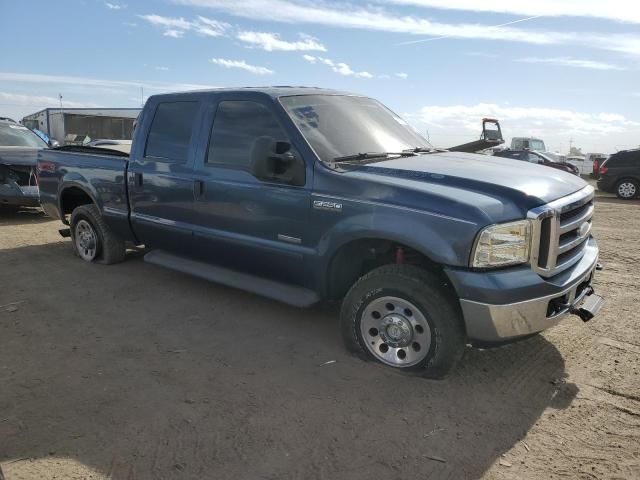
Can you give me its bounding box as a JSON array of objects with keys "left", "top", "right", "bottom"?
[{"left": 569, "top": 146, "right": 583, "bottom": 156}]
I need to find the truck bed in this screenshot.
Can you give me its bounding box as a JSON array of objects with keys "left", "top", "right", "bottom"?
[{"left": 37, "top": 146, "right": 131, "bottom": 236}]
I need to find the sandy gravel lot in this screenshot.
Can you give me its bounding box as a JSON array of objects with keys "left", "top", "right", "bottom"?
[{"left": 1, "top": 194, "right": 639, "bottom": 479}]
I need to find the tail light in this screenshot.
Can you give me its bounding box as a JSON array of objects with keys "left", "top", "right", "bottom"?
[
  {"left": 599, "top": 166, "right": 608, "bottom": 175},
  {"left": 37, "top": 161, "right": 56, "bottom": 174}
]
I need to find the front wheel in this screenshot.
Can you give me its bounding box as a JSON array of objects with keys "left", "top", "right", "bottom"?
[
  {"left": 70, "top": 204, "right": 125, "bottom": 264},
  {"left": 340, "top": 264, "right": 465, "bottom": 379},
  {"left": 615, "top": 179, "right": 638, "bottom": 199}
]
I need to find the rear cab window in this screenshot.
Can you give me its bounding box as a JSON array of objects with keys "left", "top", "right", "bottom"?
[{"left": 145, "top": 101, "right": 199, "bottom": 162}]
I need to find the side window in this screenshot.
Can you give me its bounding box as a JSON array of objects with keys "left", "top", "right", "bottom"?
[
  {"left": 207, "top": 100, "right": 289, "bottom": 169},
  {"left": 527, "top": 153, "right": 541, "bottom": 163},
  {"left": 145, "top": 101, "right": 199, "bottom": 161}
]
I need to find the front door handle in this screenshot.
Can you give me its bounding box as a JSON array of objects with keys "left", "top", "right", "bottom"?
[{"left": 194, "top": 179, "right": 205, "bottom": 198}]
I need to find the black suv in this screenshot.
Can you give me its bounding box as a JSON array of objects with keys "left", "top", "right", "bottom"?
[{"left": 596, "top": 149, "right": 640, "bottom": 199}]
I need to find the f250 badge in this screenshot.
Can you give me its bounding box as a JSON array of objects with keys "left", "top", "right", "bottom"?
[{"left": 313, "top": 200, "right": 343, "bottom": 212}]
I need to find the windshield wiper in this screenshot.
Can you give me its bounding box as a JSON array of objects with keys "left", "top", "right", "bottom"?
[
  {"left": 402, "top": 147, "right": 445, "bottom": 154},
  {"left": 333, "top": 151, "right": 417, "bottom": 163}
]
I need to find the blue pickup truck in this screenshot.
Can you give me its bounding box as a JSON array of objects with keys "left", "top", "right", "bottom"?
[{"left": 38, "top": 87, "right": 603, "bottom": 378}]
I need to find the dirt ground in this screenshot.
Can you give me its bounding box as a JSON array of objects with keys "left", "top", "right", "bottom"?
[{"left": 1, "top": 193, "right": 639, "bottom": 480}]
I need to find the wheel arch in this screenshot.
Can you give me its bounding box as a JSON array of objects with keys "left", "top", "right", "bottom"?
[
  {"left": 322, "top": 234, "right": 452, "bottom": 302},
  {"left": 58, "top": 182, "right": 100, "bottom": 224}
]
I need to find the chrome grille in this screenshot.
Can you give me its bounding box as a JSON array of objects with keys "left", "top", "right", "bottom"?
[{"left": 528, "top": 186, "right": 594, "bottom": 278}]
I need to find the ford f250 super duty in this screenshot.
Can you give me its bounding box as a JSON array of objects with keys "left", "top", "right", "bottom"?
[{"left": 38, "top": 88, "right": 604, "bottom": 378}]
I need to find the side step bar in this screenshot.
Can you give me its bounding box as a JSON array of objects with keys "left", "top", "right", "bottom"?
[{"left": 144, "top": 250, "right": 319, "bottom": 308}]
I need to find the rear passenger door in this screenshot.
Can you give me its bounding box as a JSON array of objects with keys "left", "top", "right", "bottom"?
[
  {"left": 128, "top": 99, "right": 202, "bottom": 253},
  {"left": 190, "top": 95, "right": 313, "bottom": 287}
]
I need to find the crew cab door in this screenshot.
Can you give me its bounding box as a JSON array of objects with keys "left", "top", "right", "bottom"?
[
  {"left": 189, "top": 94, "right": 313, "bottom": 287},
  {"left": 128, "top": 99, "right": 203, "bottom": 253}
]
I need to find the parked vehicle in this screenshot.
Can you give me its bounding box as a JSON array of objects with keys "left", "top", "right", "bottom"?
[
  {"left": 38, "top": 88, "right": 604, "bottom": 378},
  {"left": 493, "top": 149, "right": 580, "bottom": 175},
  {"left": 0, "top": 119, "right": 48, "bottom": 210},
  {"left": 586, "top": 153, "right": 609, "bottom": 178},
  {"left": 511, "top": 137, "right": 545, "bottom": 151},
  {"left": 448, "top": 118, "right": 504, "bottom": 153},
  {"left": 596, "top": 149, "right": 640, "bottom": 199}
]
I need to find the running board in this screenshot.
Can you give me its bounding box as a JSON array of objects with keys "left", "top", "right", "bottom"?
[{"left": 144, "top": 250, "right": 319, "bottom": 308}]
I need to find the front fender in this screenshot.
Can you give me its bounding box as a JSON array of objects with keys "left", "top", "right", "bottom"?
[{"left": 315, "top": 210, "right": 480, "bottom": 289}]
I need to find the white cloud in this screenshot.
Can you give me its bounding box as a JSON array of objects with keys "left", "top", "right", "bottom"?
[
  {"left": 395, "top": 72, "right": 408, "bottom": 79},
  {"left": 139, "top": 14, "right": 230, "bottom": 38},
  {"left": 0, "top": 72, "right": 217, "bottom": 92},
  {"left": 163, "top": 29, "right": 184, "bottom": 38},
  {"left": 303, "top": 55, "right": 373, "bottom": 78},
  {"left": 237, "top": 31, "right": 326, "bottom": 51},
  {"left": 210, "top": 58, "right": 274, "bottom": 75},
  {"left": 105, "top": 2, "right": 126, "bottom": 9},
  {"left": 122, "top": 22, "right": 137, "bottom": 27},
  {"left": 517, "top": 57, "right": 627, "bottom": 71},
  {"left": 381, "top": 0, "right": 640, "bottom": 25},
  {"left": 155, "top": 66, "right": 170, "bottom": 71},
  {"left": 173, "top": 0, "right": 640, "bottom": 56},
  {"left": 405, "top": 102, "right": 640, "bottom": 152},
  {"left": 0, "top": 92, "right": 99, "bottom": 109}
]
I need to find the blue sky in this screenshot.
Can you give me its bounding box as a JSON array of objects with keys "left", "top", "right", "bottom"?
[{"left": 1, "top": 0, "right": 639, "bottom": 153}]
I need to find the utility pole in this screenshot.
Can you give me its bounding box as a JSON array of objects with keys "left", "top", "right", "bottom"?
[
  {"left": 569, "top": 138, "right": 573, "bottom": 154},
  {"left": 140, "top": 86, "right": 144, "bottom": 107},
  {"left": 59, "top": 94, "right": 65, "bottom": 145}
]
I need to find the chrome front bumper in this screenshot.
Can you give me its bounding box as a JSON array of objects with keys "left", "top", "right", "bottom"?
[{"left": 459, "top": 255, "right": 600, "bottom": 343}]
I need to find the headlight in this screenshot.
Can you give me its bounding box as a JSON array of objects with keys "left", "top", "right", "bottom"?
[{"left": 471, "top": 220, "right": 532, "bottom": 268}]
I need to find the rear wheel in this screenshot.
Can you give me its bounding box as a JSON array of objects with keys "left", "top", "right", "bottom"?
[
  {"left": 615, "top": 179, "right": 638, "bottom": 199},
  {"left": 340, "top": 264, "right": 465, "bottom": 378},
  {"left": 70, "top": 204, "right": 125, "bottom": 264}
]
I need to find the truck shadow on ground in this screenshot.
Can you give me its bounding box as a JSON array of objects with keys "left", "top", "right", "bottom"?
[
  {"left": 0, "top": 242, "right": 578, "bottom": 480},
  {"left": 0, "top": 207, "right": 53, "bottom": 226}
]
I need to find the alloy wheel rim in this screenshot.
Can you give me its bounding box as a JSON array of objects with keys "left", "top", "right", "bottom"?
[
  {"left": 360, "top": 296, "right": 432, "bottom": 367},
  {"left": 618, "top": 182, "right": 636, "bottom": 198},
  {"left": 75, "top": 219, "right": 97, "bottom": 261}
]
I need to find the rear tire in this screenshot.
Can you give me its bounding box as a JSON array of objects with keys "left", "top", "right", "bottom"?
[
  {"left": 70, "top": 204, "right": 125, "bottom": 264},
  {"left": 340, "top": 264, "right": 465, "bottom": 379},
  {"left": 615, "top": 179, "right": 638, "bottom": 199}
]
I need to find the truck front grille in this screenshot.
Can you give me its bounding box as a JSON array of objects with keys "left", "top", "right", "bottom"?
[{"left": 528, "top": 186, "right": 595, "bottom": 278}]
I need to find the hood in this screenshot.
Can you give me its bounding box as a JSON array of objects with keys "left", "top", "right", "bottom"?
[
  {"left": 354, "top": 151, "right": 585, "bottom": 205},
  {"left": 338, "top": 151, "right": 588, "bottom": 224},
  {"left": 0, "top": 147, "right": 41, "bottom": 167}
]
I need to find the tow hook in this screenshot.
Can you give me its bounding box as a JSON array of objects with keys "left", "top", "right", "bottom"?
[
  {"left": 565, "top": 286, "right": 605, "bottom": 322},
  {"left": 596, "top": 263, "right": 604, "bottom": 271}
]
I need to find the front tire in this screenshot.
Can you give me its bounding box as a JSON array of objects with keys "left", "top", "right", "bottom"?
[
  {"left": 70, "top": 204, "right": 125, "bottom": 264},
  {"left": 340, "top": 264, "right": 465, "bottom": 379},
  {"left": 615, "top": 179, "right": 638, "bottom": 199}
]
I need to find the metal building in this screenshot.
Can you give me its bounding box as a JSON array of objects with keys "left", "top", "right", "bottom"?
[{"left": 22, "top": 108, "right": 141, "bottom": 145}]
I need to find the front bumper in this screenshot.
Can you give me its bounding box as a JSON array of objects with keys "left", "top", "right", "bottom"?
[{"left": 446, "top": 238, "right": 602, "bottom": 343}]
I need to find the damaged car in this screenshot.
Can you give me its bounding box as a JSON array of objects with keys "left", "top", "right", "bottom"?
[{"left": 0, "top": 119, "right": 48, "bottom": 210}]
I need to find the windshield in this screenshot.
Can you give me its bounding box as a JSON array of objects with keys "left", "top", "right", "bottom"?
[
  {"left": 0, "top": 123, "right": 48, "bottom": 148},
  {"left": 280, "top": 95, "right": 430, "bottom": 163}
]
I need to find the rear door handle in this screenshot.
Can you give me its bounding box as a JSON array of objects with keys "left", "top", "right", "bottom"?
[
  {"left": 194, "top": 179, "right": 205, "bottom": 198},
  {"left": 134, "top": 172, "right": 143, "bottom": 186}
]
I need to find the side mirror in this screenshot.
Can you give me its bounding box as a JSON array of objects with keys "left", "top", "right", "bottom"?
[{"left": 250, "top": 137, "right": 305, "bottom": 186}]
